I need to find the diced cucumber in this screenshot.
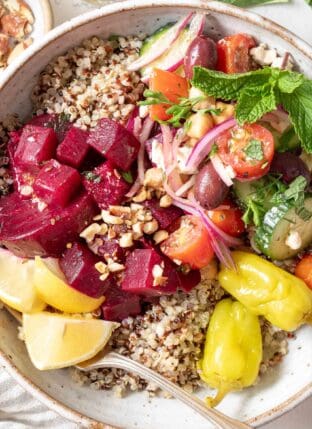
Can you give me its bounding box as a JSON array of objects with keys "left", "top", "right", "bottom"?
[
  {"left": 259, "top": 122, "right": 281, "bottom": 151},
  {"left": 140, "top": 23, "right": 174, "bottom": 56},
  {"left": 233, "top": 177, "right": 282, "bottom": 210},
  {"left": 255, "top": 197, "right": 312, "bottom": 260}
]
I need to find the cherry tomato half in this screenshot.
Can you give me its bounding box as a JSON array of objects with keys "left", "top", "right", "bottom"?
[
  {"left": 160, "top": 215, "right": 214, "bottom": 269},
  {"left": 149, "top": 68, "right": 189, "bottom": 121},
  {"left": 216, "top": 33, "right": 256, "bottom": 74},
  {"left": 295, "top": 255, "right": 312, "bottom": 290},
  {"left": 215, "top": 123, "right": 275, "bottom": 181},
  {"left": 208, "top": 201, "right": 245, "bottom": 237}
]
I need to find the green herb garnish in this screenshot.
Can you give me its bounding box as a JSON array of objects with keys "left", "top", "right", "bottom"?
[
  {"left": 191, "top": 66, "right": 312, "bottom": 153},
  {"left": 139, "top": 90, "right": 220, "bottom": 127},
  {"left": 120, "top": 170, "right": 134, "bottom": 184},
  {"left": 243, "top": 139, "right": 264, "bottom": 161},
  {"left": 82, "top": 171, "right": 101, "bottom": 183}
]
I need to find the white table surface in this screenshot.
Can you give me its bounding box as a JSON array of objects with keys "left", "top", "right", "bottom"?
[{"left": 1, "top": 0, "right": 312, "bottom": 428}]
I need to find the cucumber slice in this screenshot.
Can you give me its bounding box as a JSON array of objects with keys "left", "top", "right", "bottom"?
[
  {"left": 140, "top": 23, "right": 174, "bottom": 57},
  {"left": 233, "top": 177, "right": 283, "bottom": 210},
  {"left": 255, "top": 197, "right": 312, "bottom": 260}
]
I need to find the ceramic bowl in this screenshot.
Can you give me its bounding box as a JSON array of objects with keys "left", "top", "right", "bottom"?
[
  {"left": 0, "top": 0, "right": 53, "bottom": 80},
  {"left": 0, "top": 1, "right": 312, "bottom": 428}
]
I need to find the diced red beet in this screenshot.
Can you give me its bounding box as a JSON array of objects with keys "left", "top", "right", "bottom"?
[
  {"left": 14, "top": 125, "right": 58, "bottom": 166},
  {"left": 0, "top": 191, "right": 97, "bottom": 258},
  {"left": 98, "top": 237, "right": 127, "bottom": 262},
  {"left": 102, "top": 285, "right": 141, "bottom": 321},
  {"left": 87, "top": 118, "right": 140, "bottom": 170},
  {"left": 82, "top": 161, "right": 130, "bottom": 210},
  {"left": 122, "top": 248, "right": 178, "bottom": 296},
  {"left": 28, "top": 113, "right": 71, "bottom": 143},
  {"left": 178, "top": 269, "right": 201, "bottom": 292},
  {"left": 143, "top": 199, "right": 183, "bottom": 230},
  {"left": 56, "top": 127, "right": 89, "bottom": 168},
  {"left": 33, "top": 160, "right": 81, "bottom": 207},
  {"left": 60, "top": 242, "right": 111, "bottom": 298}
]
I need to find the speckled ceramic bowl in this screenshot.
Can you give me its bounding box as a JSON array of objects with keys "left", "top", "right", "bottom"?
[{"left": 0, "top": 1, "right": 312, "bottom": 428}]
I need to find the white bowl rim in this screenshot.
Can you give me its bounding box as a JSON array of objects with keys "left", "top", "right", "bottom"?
[{"left": 0, "top": 0, "right": 312, "bottom": 427}]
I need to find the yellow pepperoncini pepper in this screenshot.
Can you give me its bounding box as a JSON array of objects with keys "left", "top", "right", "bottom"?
[
  {"left": 198, "top": 298, "right": 262, "bottom": 407},
  {"left": 218, "top": 251, "right": 312, "bottom": 331}
]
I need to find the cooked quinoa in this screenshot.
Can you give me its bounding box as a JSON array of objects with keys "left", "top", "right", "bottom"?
[
  {"left": 4, "top": 34, "right": 291, "bottom": 397},
  {"left": 31, "top": 35, "right": 145, "bottom": 129}
]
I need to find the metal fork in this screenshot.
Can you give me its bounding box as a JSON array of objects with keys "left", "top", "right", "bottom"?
[{"left": 4, "top": 305, "right": 251, "bottom": 429}]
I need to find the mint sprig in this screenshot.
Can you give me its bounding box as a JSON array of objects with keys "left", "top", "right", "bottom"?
[{"left": 192, "top": 67, "right": 312, "bottom": 152}]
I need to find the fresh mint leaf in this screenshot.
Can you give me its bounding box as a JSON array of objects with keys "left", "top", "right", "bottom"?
[
  {"left": 277, "top": 71, "right": 304, "bottom": 94},
  {"left": 192, "top": 67, "right": 273, "bottom": 101},
  {"left": 270, "top": 175, "right": 307, "bottom": 205},
  {"left": 279, "top": 80, "right": 312, "bottom": 153},
  {"left": 243, "top": 139, "right": 264, "bottom": 161},
  {"left": 236, "top": 87, "right": 276, "bottom": 124}
]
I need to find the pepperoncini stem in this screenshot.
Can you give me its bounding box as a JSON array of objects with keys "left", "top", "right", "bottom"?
[{"left": 205, "top": 386, "right": 232, "bottom": 407}]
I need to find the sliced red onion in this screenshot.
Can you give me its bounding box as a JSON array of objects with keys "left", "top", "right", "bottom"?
[
  {"left": 262, "top": 110, "right": 290, "bottom": 133},
  {"left": 175, "top": 176, "right": 196, "bottom": 197},
  {"left": 210, "top": 154, "right": 234, "bottom": 187},
  {"left": 126, "top": 107, "right": 139, "bottom": 133},
  {"left": 140, "top": 13, "right": 206, "bottom": 81},
  {"left": 160, "top": 124, "right": 173, "bottom": 169},
  {"left": 126, "top": 117, "right": 154, "bottom": 198},
  {"left": 128, "top": 13, "right": 194, "bottom": 72},
  {"left": 185, "top": 118, "right": 236, "bottom": 172},
  {"left": 163, "top": 181, "right": 241, "bottom": 266}
]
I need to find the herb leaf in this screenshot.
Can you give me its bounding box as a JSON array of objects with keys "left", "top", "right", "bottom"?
[
  {"left": 236, "top": 86, "right": 276, "bottom": 124},
  {"left": 120, "top": 170, "right": 134, "bottom": 184},
  {"left": 243, "top": 139, "right": 264, "bottom": 161}
]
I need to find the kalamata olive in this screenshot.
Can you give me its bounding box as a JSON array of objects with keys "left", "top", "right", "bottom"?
[
  {"left": 270, "top": 152, "right": 311, "bottom": 185},
  {"left": 194, "top": 162, "right": 229, "bottom": 209},
  {"left": 184, "top": 36, "right": 218, "bottom": 79}
]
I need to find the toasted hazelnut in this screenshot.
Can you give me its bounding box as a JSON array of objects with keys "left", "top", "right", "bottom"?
[
  {"left": 101, "top": 210, "right": 123, "bottom": 225},
  {"left": 153, "top": 230, "right": 169, "bottom": 244},
  {"left": 159, "top": 194, "right": 172, "bottom": 208},
  {"left": 95, "top": 261, "right": 108, "bottom": 274},
  {"left": 119, "top": 232, "right": 134, "bottom": 248},
  {"left": 80, "top": 223, "right": 102, "bottom": 242},
  {"left": 144, "top": 167, "right": 163, "bottom": 189},
  {"left": 143, "top": 219, "right": 159, "bottom": 235},
  {"left": 132, "top": 188, "right": 147, "bottom": 203}
]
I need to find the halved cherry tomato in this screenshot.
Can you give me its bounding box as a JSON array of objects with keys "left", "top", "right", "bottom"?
[
  {"left": 295, "top": 255, "right": 312, "bottom": 290},
  {"left": 160, "top": 215, "right": 214, "bottom": 269},
  {"left": 217, "top": 33, "right": 256, "bottom": 74},
  {"left": 149, "top": 68, "right": 189, "bottom": 121},
  {"left": 208, "top": 201, "right": 245, "bottom": 237},
  {"left": 215, "top": 123, "right": 275, "bottom": 180}
]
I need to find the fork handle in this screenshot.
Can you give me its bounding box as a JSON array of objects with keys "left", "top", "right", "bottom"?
[{"left": 94, "top": 352, "right": 251, "bottom": 429}]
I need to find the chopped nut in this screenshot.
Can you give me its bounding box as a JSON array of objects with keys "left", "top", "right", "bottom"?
[
  {"left": 143, "top": 168, "right": 163, "bottom": 189},
  {"left": 99, "top": 223, "right": 108, "bottom": 235},
  {"left": 110, "top": 205, "right": 131, "bottom": 218},
  {"left": 80, "top": 223, "right": 102, "bottom": 242},
  {"left": 153, "top": 230, "right": 169, "bottom": 244},
  {"left": 119, "top": 232, "right": 134, "bottom": 248},
  {"left": 159, "top": 194, "right": 172, "bottom": 208},
  {"left": 130, "top": 203, "right": 144, "bottom": 212},
  {"left": 101, "top": 210, "right": 123, "bottom": 225},
  {"left": 99, "top": 272, "right": 110, "bottom": 281},
  {"left": 132, "top": 222, "right": 144, "bottom": 239},
  {"left": 132, "top": 188, "right": 147, "bottom": 203},
  {"left": 108, "top": 261, "right": 125, "bottom": 272},
  {"left": 152, "top": 264, "right": 168, "bottom": 287},
  {"left": 66, "top": 242, "right": 73, "bottom": 249},
  {"left": 95, "top": 261, "right": 108, "bottom": 274},
  {"left": 143, "top": 219, "right": 159, "bottom": 235}
]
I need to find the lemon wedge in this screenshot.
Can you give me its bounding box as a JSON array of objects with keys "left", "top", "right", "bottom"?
[
  {"left": 23, "top": 312, "right": 119, "bottom": 370},
  {"left": 34, "top": 257, "right": 105, "bottom": 313},
  {"left": 0, "top": 249, "right": 45, "bottom": 313}
]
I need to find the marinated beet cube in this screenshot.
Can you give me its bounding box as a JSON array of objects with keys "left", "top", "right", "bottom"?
[
  {"left": 87, "top": 118, "right": 140, "bottom": 170},
  {"left": 60, "top": 242, "right": 111, "bottom": 298},
  {"left": 98, "top": 237, "right": 127, "bottom": 262},
  {"left": 122, "top": 248, "right": 177, "bottom": 296},
  {"left": 0, "top": 191, "right": 97, "bottom": 258},
  {"left": 28, "top": 113, "right": 71, "bottom": 143},
  {"left": 178, "top": 269, "right": 201, "bottom": 292},
  {"left": 102, "top": 285, "right": 141, "bottom": 321},
  {"left": 82, "top": 161, "right": 130, "bottom": 209},
  {"left": 143, "top": 199, "right": 183, "bottom": 230},
  {"left": 56, "top": 127, "right": 89, "bottom": 168},
  {"left": 33, "top": 160, "right": 81, "bottom": 207},
  {"left": 14, "top": 125, "right": 58, "bottom": 166}
]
